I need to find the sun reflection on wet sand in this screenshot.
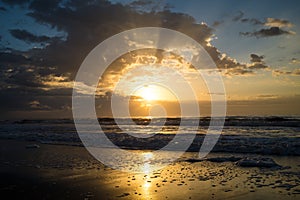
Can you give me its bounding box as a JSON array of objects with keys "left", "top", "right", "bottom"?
[
  {"left": 140, "top": 152, "right": 155, "bottom": 199},
  {"left": 0, "top": 140, "right": 298, "bottom": 199},
  {"left": 142, "top": 152, "right": 153, "bottom": 192}
]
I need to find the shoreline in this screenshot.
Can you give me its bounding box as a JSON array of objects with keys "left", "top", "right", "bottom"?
[
  {"left": 1, "top": 135, "right": 299, "bottom": 156},
  {"left": 0, "top": 139, "right": 299, "bottom": 199}
]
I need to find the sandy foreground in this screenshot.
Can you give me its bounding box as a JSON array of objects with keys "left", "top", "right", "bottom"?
[{"left": 0, "top": 139, "right": 299, "bottom": 200}]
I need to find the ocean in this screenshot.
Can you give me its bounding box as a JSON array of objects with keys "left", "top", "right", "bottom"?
[{"left": 0, "top": 116, "right": 299, "bottom": 156}]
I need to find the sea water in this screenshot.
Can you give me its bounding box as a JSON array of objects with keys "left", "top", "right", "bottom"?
[{"left": 0, "top": 116, "right": 299, "bottom": 155}]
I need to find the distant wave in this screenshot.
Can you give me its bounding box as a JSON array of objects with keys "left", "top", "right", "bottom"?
[
  {"left": 0, "top": 116, "right": 299, "bottom": 155},
  {"left": 2, "top": 116, "right": 300, "bottom": 127}
]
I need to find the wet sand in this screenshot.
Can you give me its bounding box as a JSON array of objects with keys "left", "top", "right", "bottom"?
[{"left": 0, "top": 139, "right": 299, "bottom": 199}]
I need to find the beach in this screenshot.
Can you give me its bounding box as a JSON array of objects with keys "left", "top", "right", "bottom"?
[
  {"left": 1, "top": 0, "right": 300, "bottom": 199},
  {"left": 1, "top": 139, "right": 299, "bottom": 199}
]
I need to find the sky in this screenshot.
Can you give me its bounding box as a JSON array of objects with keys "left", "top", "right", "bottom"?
[{"left": 0, "top": 0, "right": 299, "bottom": 119}]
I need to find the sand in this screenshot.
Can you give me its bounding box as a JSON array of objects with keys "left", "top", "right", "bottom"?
[{"left": 0, "top": 139, "right": 299, "bottom": 199}]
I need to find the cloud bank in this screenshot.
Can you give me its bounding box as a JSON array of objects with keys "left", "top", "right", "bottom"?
[
  {"left": 236, "top": 13, "right": 296, "bottom": 38},
  {"left": 0, "top": 0, "right": 287, "bottom": 117}
]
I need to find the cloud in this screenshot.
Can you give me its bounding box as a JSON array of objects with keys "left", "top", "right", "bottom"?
[
  {"left": 0, "top": 6, "right": 7, "bottom": 11},
  {"left": 265, "top": 18, "right": 293, "bottom": 28},
  {"left": 2, "top": 1, "right": 269, "bottom": 77},
  {"left": 4, "top": 67, "right": 42, "bottom": 87},
  {"left": 237, "top": 16, "right": 293, "bottom": 28},
  {"left": 224, "top": 67, "right": 254, "bottom": 76},
  {"left": 20, "top": 0, "right": 215, "bottom": 77},
  {"left": 40, "top": 74, "right": 73, "bottom": 89},
  {"left": 272, "top": 69, "right": 300, "bottom": 76},
  {"left": 232, "top": 11, "right": 244, "bottom": 22},
  {"left": 250, "top": 54, "right": 264, "bottom": 63},
  {"left": 273, "top": 69, "right": 292, "bottom": 76},
  {"left": 1, "top": 0, "right": 30, "bottom": 6},
  {"left": 254, "top": 94, "right": 279, "bottom": 100},
  {"left": 240, "top": 27, "right": 295, "bottom": 38},
  {"left": 240, "top": 18, "right": 264, "bottom": 25},
  {"left": 290, "top": 58, "right": 300, "bottom": 64},
  {"left": 0, "top": 0, "right": 274, "bottom": 118},
  {"left": 9, "top": 29, "right": 62, "bottom": 44},
  {"left": 212, "top": 20, "right": 224, "bottom": 27},
  {"left": 130, "top": 0, "right": 155, "bottom": 6},
  {"left": 248, "top": 62, "right": 269, "bottom": 70},
  {"left": 293, "top": 69, "right": 300, "bottom": 75},
  {"left": 220, "top": 53, "right": 269, "bottom": 75},
  {"left": 0, "top": 51, "right": 31, "bottom": 66},
  {"left": 129, "top": 0, "right": 172, "bottom": 12},
  {"left": 235, "top": 15, "right": 295, "bottom": 38},
  {"left": 29, "top": 100, "right": 51, "bottom": 110},
  {"left": 0, "top": 86, "right": 72, "bottom": 115},
  {"left": 247, "top": 53, "right": 268, "bottom": 69},
  {"left": 0, "top": 0, "right": 211, "bottom": 115}
]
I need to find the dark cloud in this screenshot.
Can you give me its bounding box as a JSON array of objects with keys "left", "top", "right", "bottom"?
[
  {"left": 222, "top": 53, "right": 269, "bottom": 73},
  {"left": 130, "top": 0, "right": 155, "bottom": 7},
  {"left": 3, "top": 67, "right": 42, "bottom": 88},
  {"left": 240, "top": 27, "right": 295, "bottom": 38},
  {"left": 236, "top": 15, "right": 295, "bottom": 38},
  {"left": 1, "top": 0, "right": 30, "bottom": 6},
  {"left": 21, "top": 0, "right": 215, "bottom": 76},
  {"left": 129, "top": 0, "right": 173, "bottom": 12},
  {"left": 290, "top": 58, "right": 300, "bottom": 64},
  {"left": 9, "top": 29, "right": 61, "bottom": 44},
  {"left": 250, "top": 54, "right": 264, "bottom": 63},
  {"left": 0, "top": 0, "right": 214, "bottom": 116},
  {"left": 0, "top": 51, "right": 31, "bottom": 66},
  {"left": 129, "top": 0, "right": 158, "bottom": 8},
  {"left": 273, "top": 69, "right": 300, "bottom": 76},
  {"left": 29, "top": 0, "right": 62, "bottom": 11},
  {"left": 273, "top": 69, "right": 292, "bottom": 76},
  {"left": 212, "top": 20, "right": 224, "bottom": 27},
  {"left": 0, "top": 6, "right": 7, "bottom": 11},
  {"left": 2, "top": 0, "right": 263, "bottom": 76},
  {"left": 236, "top": 16, "right": 292, "bottom": 28},
  {"left": 240, "top": 18, "right": 264, "bottom": 25},
  {"left": 0, "top": 0, "right": 273, "bottom": 118},
  {"left": 233, "top": 12, "right": 264, "bottom": 25},
  {"left": 225, "top": 68, "right": 254, "bottom": 76},
  {"left": 248, "top": 62, "right": 268, "bottom": 70},
  {"left": 294, "top": 69, "right": 300, "bottom": 75},
  {"left": 234, "top": 15, "right": 295, "bottom": 38},
  {"left": 248, "top": 54, "right": 268, "bottom": 69},
  {"left": 0, "top": 87, "right": 72, "bottom": 113},
  {"left": 232, "top": 11, "right": 244, "bottom": 21}
]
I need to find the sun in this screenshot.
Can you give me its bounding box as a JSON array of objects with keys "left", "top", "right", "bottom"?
[
  {"left": 136, "top": 85, "right": 158, "bottom": 101},
  {"left": 133, "top": 85, "right": 176, "bottom": 101}
]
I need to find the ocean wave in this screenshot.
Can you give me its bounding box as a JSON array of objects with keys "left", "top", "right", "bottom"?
[
  {"left": 3, "top": 116, "right": 299, "bottom": 127},
  {"left": 0, "top": 116, "right": 299, "bottom": 155}
]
